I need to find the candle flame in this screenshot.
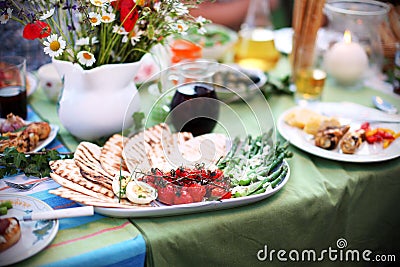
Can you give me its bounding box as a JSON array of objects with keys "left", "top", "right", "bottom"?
[{"left": 343, "top": 30, "right": 352, "bottom": 44}]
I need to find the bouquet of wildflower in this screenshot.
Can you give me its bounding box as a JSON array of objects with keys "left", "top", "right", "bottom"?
[{"left": 0, "top": 0, "right": 207, "bottom": 69}]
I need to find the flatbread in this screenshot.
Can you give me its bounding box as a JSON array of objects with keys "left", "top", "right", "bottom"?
[
  {"left": 50, "top": 172, "right": 115, "bottom": 201},
  {"left": 123, "top": 123, "right": 172, "bottom": 172},
  {"left": 49, "top": 159, "right": 114, "bottom": 198},
  {"left": 74, "top": 142, "right": 114, "bottom": 187},
  {"left": 100, "top": 134, "right": 128, "bottom": 176},
  {"left": 147, "top": 132, "right": 194, "bottom": 171},
  {"left": 49, "top": 187, "right": 148, "bottom": 208}
]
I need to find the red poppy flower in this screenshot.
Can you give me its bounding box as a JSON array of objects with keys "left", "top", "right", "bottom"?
[
  {"left": 23, "top": 21, "right": 51, "bottom": 40},
  {"left": 112, "top": 0, "right": 139, "bottom": 32}
]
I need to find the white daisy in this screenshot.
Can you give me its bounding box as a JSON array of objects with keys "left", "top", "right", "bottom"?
[
  {"left": 112, "top": 25, "right": 128, "bottom": 35},
  {"left": 77, "top": 51, "right": 96, "bottom": 67},
  {"left": 43, "top": 34, "right": 66, "bottom": 58},
  {"left": 172, "top": 20, "right": 189, "bottom": 35},
  {"left": 122, "top": 35, "right": 129, "bottom": 43},
  {"left": 130, "top": 30, "right": 143, "bottom": 46},
  {"left": 0, "top": 8, "right": 12, "bottom": 24},
  {"left": 172, "top": 2, "right": 189, "bottom": 16},
  {"left": 88, "top": 12, "right": 101, "bottom": 26},
  {"left": 100, "top": 12, "right": 115, "bottom": 23},
  {"left": 75, "top": 36, "right": 99, "bottom": 46},
  {"left": 195, "top": 16, "right": 207, "bottom": 25},
  {"left": 40, "top": 8, "right": 55, "bottom": 20},
  {"left": 90, "top": 0, "right": 106, "bottom": 7}
]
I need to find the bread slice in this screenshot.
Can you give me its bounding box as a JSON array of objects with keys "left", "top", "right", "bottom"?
[
  {"left": 0, "top": 217, "right": 21, "bottom": 252},
  {"left": 100, "top": 134, "right": 129, "bottom": 176}
]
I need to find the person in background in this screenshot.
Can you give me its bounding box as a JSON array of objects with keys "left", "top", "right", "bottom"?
[{"left": 189, "top": 0, "right": 285, "bottom": 31}]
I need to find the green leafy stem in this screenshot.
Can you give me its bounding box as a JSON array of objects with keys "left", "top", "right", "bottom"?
[{"left": 0, "top": 147, "right": 73, "bottom": 179}]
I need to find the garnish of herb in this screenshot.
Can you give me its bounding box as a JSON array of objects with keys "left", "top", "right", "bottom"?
[{"left": 0, "top": 147, "right": 73, "bottom": 178}]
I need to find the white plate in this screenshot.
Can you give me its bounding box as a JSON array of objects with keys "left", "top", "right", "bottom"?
[
  {"left": 0, "top": 120, "right": 59, "bottom": 152},
  {"left": 26, "top": 72, "right": 38, "bottom": 97},
  {"left": 94, "top": 161, "right": 290, "bottom": 218},
  {"left": 0, "top": 194, "right": 59, "bottom": 266},
  {"left": 277, "top": 105, "right": 400, "bottom": 163}
]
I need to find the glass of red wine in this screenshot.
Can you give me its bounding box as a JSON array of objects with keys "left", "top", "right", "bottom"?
[
  {"left": 0, "top": 56, "right": 27, "bottom": 119},
  {"left": 169, "top": 60, "right": 220, "bottom": 136}
]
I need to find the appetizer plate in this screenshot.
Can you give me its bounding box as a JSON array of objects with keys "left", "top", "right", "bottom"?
[
  {"left": 0, "top": 119, "right": 59, "bottom": 152},
  {"left": 277, "top": 105, "right": 400, "bottom": 163},
  {"left": 0, "top": 194, "right": 59, "bottom": 266},
  {"left": 94, "top": 161, "right": 290, "bottom": 218}
]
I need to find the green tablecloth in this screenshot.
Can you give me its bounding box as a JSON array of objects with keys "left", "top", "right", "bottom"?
[
  {"left": 131, "top": 91, "right": 400, "bottom": 267},
  {"left": 30, "top": 58, "right": 400, "bottom": 266}
]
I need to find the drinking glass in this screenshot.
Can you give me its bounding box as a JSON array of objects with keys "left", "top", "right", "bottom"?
[
  {"left": 0, "top": 56, "right": 27, "bottom": 119},
  {"left": 169, "top": 59, "right": 220, "bottom": 136}
]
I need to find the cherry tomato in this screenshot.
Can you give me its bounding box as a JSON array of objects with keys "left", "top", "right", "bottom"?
[{"left": 360, "top": 122, "right": 370, "bottom": 130}]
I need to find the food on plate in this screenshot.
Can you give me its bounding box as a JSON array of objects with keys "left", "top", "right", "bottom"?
[
  {"left": 74, "top": 142, "right": 114, "bottom": 189},
  {"left": 100, "top": 134, "right": 129, "bottom": 176},
  {"left": 0, "top": 113, "right": 25, "bottom": 133},
  {"left": 340, "top": 129, "right": 365, "bottom": 154},
  {"left": 49, "top": 123, "right": 225, "bottom": 207},
  {"left": 141, "top": 166, "right": 230, "bottom": 205},
  {"left": 112, "top": 171, "right": 131, "bottom": 199},
  {"left": 182, "top": 24, "right": 238, "bottom": 60},
  {"left": 315, "top": 125, "right": 350, "bottom": 150},
  {"left": 125, "top": 180, "right": 157, "bottom": 205},
  {"left": 49, "top": 123, "right": 291, "bottom": 208},
  {"left": 217, "top": 131, "right": 292, "bottom": 197},
  {"left": 0, "top": 113, "right": 51, "bottom": 152},
  {"left": 360, "top": 122, "right": 400, "bottom": 149},
  {"left": 283, "top": 108, "right": 341, "bottom": 136},
  {"left": 0, "top": 217, "right": 21, "bottom": 252},
  {"left": 0, "top": 201, "right": 13, "bottom": 215},
  {"left": 284, "top": 108, "right": 322, "bottom": 129}
]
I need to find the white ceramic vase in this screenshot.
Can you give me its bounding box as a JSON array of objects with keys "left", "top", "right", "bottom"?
[{"left": 52, "top": 59, "right": 142, "bottom": 141}]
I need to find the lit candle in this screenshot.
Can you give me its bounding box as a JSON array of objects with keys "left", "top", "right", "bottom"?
[{"left": 323, "top": 30, "right": 369, "bottom": 86}]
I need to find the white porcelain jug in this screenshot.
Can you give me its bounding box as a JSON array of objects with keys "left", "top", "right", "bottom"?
[{"left": 53, "top": 59, "right": 142, "bottom": 141}]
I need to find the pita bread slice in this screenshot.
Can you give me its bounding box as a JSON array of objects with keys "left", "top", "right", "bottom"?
[
  {"left": 49, "top": 159, "right": 114, "bottom": 198},
  {"left": 74, "top": 142, "right": 114, "bottom": 185},
  {"left": 123, "top": 123, "right": 172, "bottom": 172},
  {"left": 147, "top": 132, "right": 194, "bottom": 171},
  {"left": 100, "top": 134, "right": 128, "bottom": 176},
  {"left": 49, "top": 187, "right": 148, "bottom": 208},
  {"left": 50, "top": 172, "right": 115, "bottom": 201}
]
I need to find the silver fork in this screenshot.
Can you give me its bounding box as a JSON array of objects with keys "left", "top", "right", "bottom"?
[{"left": 4, "top": 178, "right": 51, "bottom": 191}]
